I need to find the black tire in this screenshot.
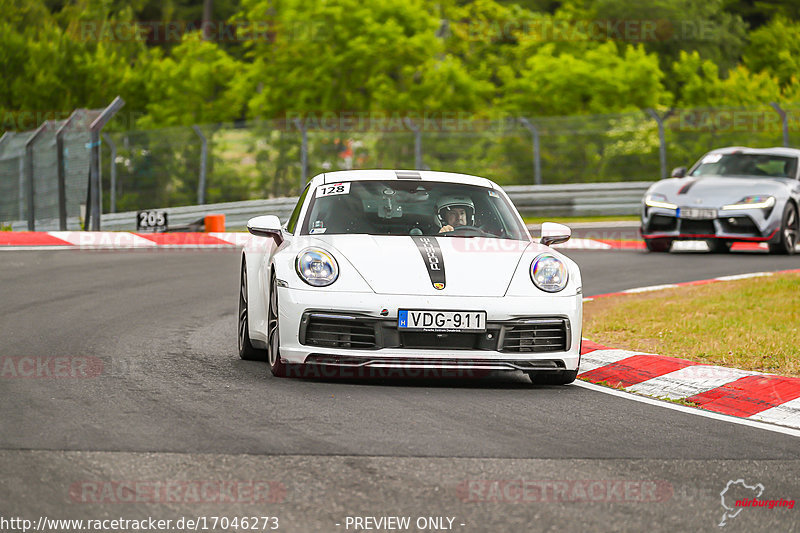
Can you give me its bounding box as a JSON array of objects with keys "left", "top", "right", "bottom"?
[
  {"left": 768, "top": 203, "right": 798, "bottom": 255},
  {"left": 527, "top": 370, "right": 578, "bottom": 385},
  {"left": 239, "top": 260, "right": 267, "bottom": 361},
  {"left": 707, "top": 239, "right": 732, "bottom": 253},
  {"left": 267, "top": 273, "right": 288, "bottom": 377},
  {"left": 644, "top": 238, "right": 672, "bottom": 253}
]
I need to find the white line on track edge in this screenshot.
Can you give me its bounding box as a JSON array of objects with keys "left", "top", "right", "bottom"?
[{"left": 573, "top": 380, "right": 800, "bottom": 438}]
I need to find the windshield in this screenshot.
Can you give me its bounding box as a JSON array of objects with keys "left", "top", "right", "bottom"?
[
  {"left": 691, "top": 153, "right": 797, "bottom": 178},
  {"left": 300, "top": 180, "right": 529, "bottom": 240}
]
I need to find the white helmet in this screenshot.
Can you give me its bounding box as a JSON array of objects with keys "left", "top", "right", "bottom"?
[{"left": 436, "top": 195, "right": 474, "bottom": 226}]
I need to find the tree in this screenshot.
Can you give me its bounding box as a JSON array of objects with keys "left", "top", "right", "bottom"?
[
  {"left": 501, "top": 42, "right": 667, "bottom": 115},
  {"left": 743, "top": 16, "right": 800, "bottom": 88}
]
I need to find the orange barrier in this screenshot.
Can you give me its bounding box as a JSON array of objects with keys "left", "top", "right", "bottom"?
[{"left": 204, "top": 214, "right": 225, "bottom": 232}]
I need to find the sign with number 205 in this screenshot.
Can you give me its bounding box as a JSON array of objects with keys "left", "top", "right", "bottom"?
[{"left": 136, "top": 210, "right": 168, "bottom": 232}]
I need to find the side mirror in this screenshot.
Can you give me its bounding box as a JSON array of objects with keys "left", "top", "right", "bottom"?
[
  {"left": 670, "top": 166, "right": 687, "bottom": 178},
  {"left": 540, "top": 222, "right": 571, "bottom": 246},
  {"left": 247, "top": 215, "right": 284, "bottom": 245}
]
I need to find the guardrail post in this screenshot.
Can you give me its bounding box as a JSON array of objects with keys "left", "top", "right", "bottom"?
[
  {"left": 102, "top": 132, "right": 117, "bottom": 213},
  {"left": 88, "top": 96, "right": 125, "bottom": 230},
  {"left": 293, "top": 118, "right": 308, "bottom": 190},
  {"left": 518, "top": 117, "right": 542, "bottom": 186},
  {"left": 192, "top": 125, "right": 207, "bottom": 205},
  {"left": 403, "top": 118, "right": 423, "bottom": 170},
  {"left": 769, "top": 102, "right": 790, "bottom": 147},
  {"left": 24, "top": 121, "right": 49, "bottom": 231}
]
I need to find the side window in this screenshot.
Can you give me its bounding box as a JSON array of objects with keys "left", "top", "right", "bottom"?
[{"left": 286, "top": 185, "right": 310, "bottom": 234}]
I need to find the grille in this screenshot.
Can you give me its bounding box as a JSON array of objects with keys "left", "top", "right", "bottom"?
[
  {"left": 501, "top": 319, "right": 567, "bottom": 353},
  {"left": 719, "top": 216, "right": 759, "bottom": 236},
  {"left": 648, "top": 214, "right": 677, "bottom": 232},
  {"left": 303, "top": 314, "right": 377, "bottom": 349},
  {"left": 400, "top": 331, "right": 480, "bottom": 350},
  {"left": 679, "top": 219, "right": 715, "bottom": 235}
]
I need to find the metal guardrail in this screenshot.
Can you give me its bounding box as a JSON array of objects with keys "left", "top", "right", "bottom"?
[{"left": 4, "top": 182, "right": 653, "bottom": 231}]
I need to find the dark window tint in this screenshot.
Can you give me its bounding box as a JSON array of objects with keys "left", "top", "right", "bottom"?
[{"left": 286, "top": 184, "right": 310, "bottom": 234}]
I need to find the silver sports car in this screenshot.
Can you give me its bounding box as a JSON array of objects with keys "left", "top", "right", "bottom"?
[{"left": 641, "top": 147, "right": 800, "bottom": 254}]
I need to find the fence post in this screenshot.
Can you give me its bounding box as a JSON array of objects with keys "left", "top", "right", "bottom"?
[
  {"left": 88, "top": 96, "right": 125, "bottom": 230},
  {"left": 192, "top": 125, "right": 207, "bottom": 205},
  {"left": 24, "top": 121, "right": 49, "bottom": 231},
  {"left": 293, "top": 118, "right": 308, "bottom": 190},
  {"left": 56, "top": 111, "right": 83, "bottom": 229},
  {"left": 769, "top": 102, "right": 790, "bottom": 147},
  {"left": 646, "top": 108, "right": 673, "bottom": 179},
  {"left": 518, "top": 117, "right": 542, "bottom": 185},
  {"left": 403, "top": 118, "right": 423, "bottom": 170},
  {"left": 102, "top": 133, "right": 117, "bottom": 213},
  {"left": 18, "top": 154, "right": 24, "bottom": 221},
  {"left": 0, "top": 131, "right": 12, "bottom": 154}
]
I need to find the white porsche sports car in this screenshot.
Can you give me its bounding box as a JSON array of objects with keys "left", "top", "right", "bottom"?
[{"left": 238, "top": 170, "right": 583, "bottom": 384}]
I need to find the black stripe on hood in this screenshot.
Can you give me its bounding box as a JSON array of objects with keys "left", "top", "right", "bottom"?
[
  {"left": 678, "top": 179, "right": 698, "bottom": 194},
  {"left": 411, "top": 235, "right": 446, "bottom": 290}
]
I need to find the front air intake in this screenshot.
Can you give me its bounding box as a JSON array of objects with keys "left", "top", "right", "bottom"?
[
  {"left": 302, "top": 313, "right": 377, "bottom": 349},
  {"left": 501, "top": 319, "right": 568, "bottom": 353}
]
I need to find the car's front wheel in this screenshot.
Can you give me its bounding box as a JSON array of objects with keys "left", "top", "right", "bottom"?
[
  {"left": 527, "top": 369, "right": 578, "bottom": 385},
  {"left": 768, "top": 203, "right": 798, "bottom": 255},
  {"left": 644, "top": 238, "right": 672, "bottom": 253},
  {"left": 239, "top": 260, "right": 267, "bottom": 361},
  {"left": 267, "top": 273, "right": 288, "bottom": 377}
]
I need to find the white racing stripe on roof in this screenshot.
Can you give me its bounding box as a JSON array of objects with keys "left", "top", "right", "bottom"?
[{"left": 626, "top": 365, "right": 758, "bottom": 399}]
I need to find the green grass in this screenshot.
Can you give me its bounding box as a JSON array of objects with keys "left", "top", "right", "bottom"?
[
  {"left": 584, "top": 273, "right": 800, "bottom": 377},
  {"left": 523, "top": 215, "right": 639, "bottom": 224}
]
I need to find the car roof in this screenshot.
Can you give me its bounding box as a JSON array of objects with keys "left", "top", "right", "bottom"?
[
  {"left": 316, "top": 169, "right": 497, "bottom": 188},
  {"left": 706, "top": 146, "right": 800, "bottom": 158}
]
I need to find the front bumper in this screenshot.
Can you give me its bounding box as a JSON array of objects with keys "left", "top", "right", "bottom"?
[
  {"left": 641, "top": 206, "right": 779, "bottom": 242},
  {"left": 274, "top": 286, "right": 582, "bottom": 372}
]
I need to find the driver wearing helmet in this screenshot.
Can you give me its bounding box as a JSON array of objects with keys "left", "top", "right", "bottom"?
[{"left": 437, "top": 195, "right": 475, "bottom": 233}]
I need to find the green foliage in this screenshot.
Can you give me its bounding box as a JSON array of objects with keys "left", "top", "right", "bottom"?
[
  {"left": 139, "top": 35, "right": 245, "bottom": 127},
  {"left": 743, "top": 16, "right": 800, "bottom": 88},
  {"left": 2, "top": 0, "right": 800, "bottom": 208},
  {"left": 671, "top": 50, "right": 791, "bottom": 107},
  {"left": 502, "top": 42, "right": 667, "bottom": 115}
]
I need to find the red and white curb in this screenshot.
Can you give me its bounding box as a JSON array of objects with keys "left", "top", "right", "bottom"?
[
  {"left": 0, "top": 232, "right": 783, "bottom": 252},
  {"left": 581, "top": 269, "right": 800, "bottom": 430},
  {"left": 554, "top": 238, "right": 776, "bottom": 252},
  {"left": 0, "top": 232, "right": 250, "bottom": 249},
  {"left": 583, "top": 269, "right": 800, "bottom": 301}
]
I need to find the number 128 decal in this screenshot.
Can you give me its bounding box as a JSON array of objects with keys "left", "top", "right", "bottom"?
[{"left": 316, "top": 182, "right": 350, "bottom": 197}]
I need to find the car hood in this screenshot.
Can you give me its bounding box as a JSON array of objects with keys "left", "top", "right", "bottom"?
[
  {"left": 650, "top": 176, "right": 790, "bottom": 206},
  {"left": 309, "top": 234, "right": 534, "bottom": 296}
]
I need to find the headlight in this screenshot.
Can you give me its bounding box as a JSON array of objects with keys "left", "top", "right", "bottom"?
[
  {"left": 721, "top": 196, "right": 776, "bottom": 210},
  {"left": 530, "top": 254, "right": 569, "bottom": 293},
  {"left": 644, "top": 194, "right": 678, "bottom": 210},
  {"left": 296, "top": 248, "right": 339, "bottom": 286}
]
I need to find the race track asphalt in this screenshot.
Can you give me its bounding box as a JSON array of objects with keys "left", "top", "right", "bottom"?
[{"left": 0, "top": 247, "right": 798, "bottom": 531}]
